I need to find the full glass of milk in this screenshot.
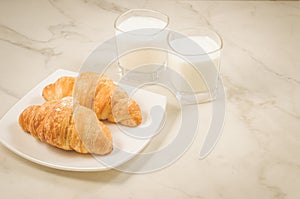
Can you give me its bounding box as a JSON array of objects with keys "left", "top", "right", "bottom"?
[
  {"left": 168, "top": 28, "right": 223, "bottom": 104},
  {"left": 114, "top": 9, "right": 169, "bottom": 82}
]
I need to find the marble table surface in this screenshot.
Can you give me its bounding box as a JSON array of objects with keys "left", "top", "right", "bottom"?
[{"left": 0, "top": 0, "right": 299, "bottom": 198}]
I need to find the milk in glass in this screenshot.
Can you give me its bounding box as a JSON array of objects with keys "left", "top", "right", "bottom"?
[
  {"left": 168, "top": 36, "right": 221, "bottom": 100},
  {"left": 116, "top": 16, "right": 168, "bottom": 74}
]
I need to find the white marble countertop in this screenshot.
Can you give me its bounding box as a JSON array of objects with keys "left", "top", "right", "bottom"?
[{"left": 0, "top": 0, "right": 299, "bottom": 198}]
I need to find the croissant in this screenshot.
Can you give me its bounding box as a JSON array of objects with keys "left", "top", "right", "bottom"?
[
  {"left": 42, "top": 74, "right": 142, "bottom": 127},
  {"left": 18, "top": 97, "right": 113, "bottom": 155}
]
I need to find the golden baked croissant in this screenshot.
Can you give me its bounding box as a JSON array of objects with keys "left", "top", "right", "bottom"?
[
  {"left": 42, "top": 74, "right": 142, "bottom": 127},
  {"left": 19, "top": 97, "right": 113, "bottom": 155}
]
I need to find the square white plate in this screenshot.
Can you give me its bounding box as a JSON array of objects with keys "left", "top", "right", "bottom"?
[{"left": 0, "top": 69, "right": 166, "bottom": 171}]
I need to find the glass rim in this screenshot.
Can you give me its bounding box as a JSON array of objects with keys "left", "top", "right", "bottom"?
[
  {"left": 167, "top": 27, "right": 223, "bottom": 56},
  {"left": 114, "top": 9, "right": 170, "bottom": 36}
]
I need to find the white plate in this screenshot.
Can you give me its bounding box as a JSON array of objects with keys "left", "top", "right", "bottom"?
[{"left": 0, "top": 69, "right": 166, "bottom": 171}]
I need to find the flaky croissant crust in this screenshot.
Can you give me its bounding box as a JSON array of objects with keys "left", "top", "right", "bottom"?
[
  {"left": 42, "top": 75, "right": 142, "bottom": 127},
  {"left": 19, "top": 97, "right": 113, "bottom": 155}
]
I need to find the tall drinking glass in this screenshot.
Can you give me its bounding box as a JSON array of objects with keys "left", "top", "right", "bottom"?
[
  {"left": 114, "top": 9, "right": 169, "bottom": 82},
  {"left": 167, "top": 27, "right": 223, "bottom": 104}
]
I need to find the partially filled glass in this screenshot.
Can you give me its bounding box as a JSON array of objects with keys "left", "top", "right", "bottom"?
[
  {"left": 168, "top": 28, "right": 223, "bottom": 104},
  {"left": 114, "top": 9, "right": 169, "bottom": 81}
]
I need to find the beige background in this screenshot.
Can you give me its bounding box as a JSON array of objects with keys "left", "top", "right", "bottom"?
[{"left": 0, "top": 0, "right": 299, "bottom": 198}]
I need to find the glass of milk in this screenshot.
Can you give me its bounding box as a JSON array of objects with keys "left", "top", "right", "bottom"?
[
  {"left": 167, "top": 28, "right": 223, "bottom": 104},
  {"left": 114, "top": 9, "right": 169, "bottom": 82}
]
